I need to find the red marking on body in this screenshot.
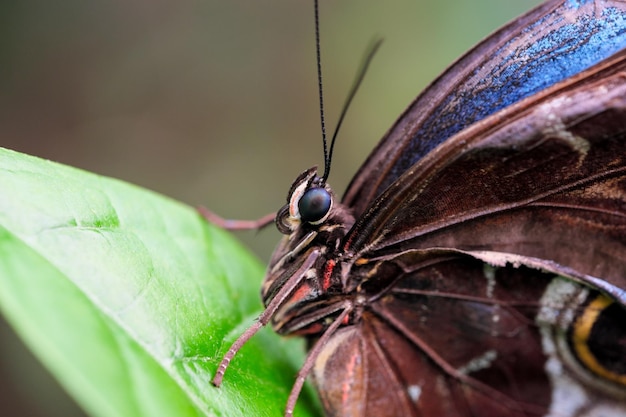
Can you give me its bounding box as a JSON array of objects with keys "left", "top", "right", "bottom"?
[
  {"left": 290, "top": 282, "right": 312, "bottom": 303},
  {"left": 322, "top": 260, "right": 336, "bottom": 291},
  {"left": 295, "top": 322, "right": 324, "bottom": 335},
  {"left": 342, "top": 235, "right": 354, "bottom": 252}
]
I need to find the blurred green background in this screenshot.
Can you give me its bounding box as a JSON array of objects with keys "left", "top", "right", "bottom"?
[{"left": 0, "top": 0, "right": 540, "bottom": 415}]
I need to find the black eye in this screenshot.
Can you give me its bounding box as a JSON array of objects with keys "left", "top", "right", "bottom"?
[{"left": 298, "top": 188, "right": 331, "bottom": 224}]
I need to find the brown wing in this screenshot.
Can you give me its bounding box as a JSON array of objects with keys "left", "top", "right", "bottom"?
[
  {"left": 313, "top": 257, "right": 559, "bottom": 417},
  {"left": 314, "top": 254, "right": 626, "bottom": 416},
  {"left": 343, "top": 0, "right": 626, "bottom": 217},
  {"left": 342, "top": 51, "right": 626, "bottom": 295}
]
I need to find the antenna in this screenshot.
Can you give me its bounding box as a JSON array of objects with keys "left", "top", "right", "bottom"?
[
  {"left": 314, "top": 1, "right": 383, "bottom": 184},
  {"left": 313, "top": 0, "right": 329, "bottom": 181},
  {"left": 322, "top": 38, "right": 382, "bottom": 183}
]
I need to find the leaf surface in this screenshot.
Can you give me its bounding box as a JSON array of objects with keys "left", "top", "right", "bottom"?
[{"left": 0, "top": 147, "right": 318, "bottom": 417}]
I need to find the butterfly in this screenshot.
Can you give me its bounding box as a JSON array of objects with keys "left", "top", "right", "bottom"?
[{"left": 209, "top": 0, "right": 626, "bottom": 416}]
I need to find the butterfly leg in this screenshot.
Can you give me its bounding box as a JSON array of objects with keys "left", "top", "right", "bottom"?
[
  {"left": 197, "top": 205, "right": 275, "bottom": 230},
  {"left": 212, "top": 249, "right": 321, "bottom": 387},
  {"left": 285, "top": 305, "right": 352, "bottom": 417}
]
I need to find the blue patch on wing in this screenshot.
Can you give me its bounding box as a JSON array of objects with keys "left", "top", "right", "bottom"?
[{"left": 383, "top": 3, "right": 626, "bottom": 191}]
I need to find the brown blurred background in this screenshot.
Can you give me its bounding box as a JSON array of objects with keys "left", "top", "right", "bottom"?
[{"left": 0, "top": 0, "right": 540, "bottom": 415}]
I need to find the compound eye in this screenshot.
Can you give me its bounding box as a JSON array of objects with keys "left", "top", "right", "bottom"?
[{"left": 298, "top": 187, "right": 332, "bottom": 224}]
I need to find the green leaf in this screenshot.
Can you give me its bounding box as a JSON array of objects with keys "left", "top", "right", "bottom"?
[{"left": 0, "top": 147, "right": 320, "bottom": 417}]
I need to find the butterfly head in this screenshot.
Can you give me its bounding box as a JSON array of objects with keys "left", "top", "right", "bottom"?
[
  {"left": 260, "top": 167, "right": 356, "bottom": 334},
  {"left": 274, "top": 167, "right": 334, "bottom": 234}
]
